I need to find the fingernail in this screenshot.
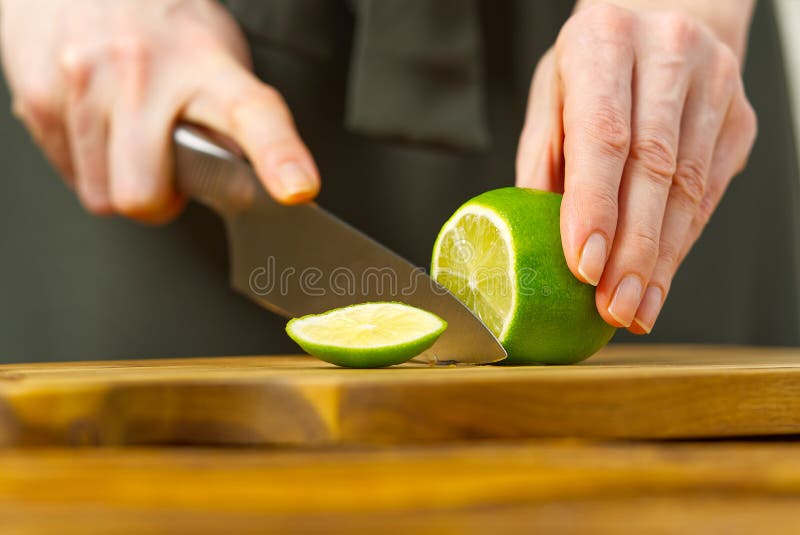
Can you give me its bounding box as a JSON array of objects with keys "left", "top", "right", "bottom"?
[
  {"left": 277, "top": 162, "right": 316, "bottom": 200},
  {"left": 633, "top": 286, "right": 663, "bottom": 334},
  {"left": 608, "top": 275, "right": 643, "bottom": 327},
  {"left": 578, "top": 232, "right": 607, "bottom": 286}
]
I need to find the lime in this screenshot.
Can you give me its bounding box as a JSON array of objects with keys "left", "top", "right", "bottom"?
[
  {"left": 431, "top": 187, "right": 615, "bottom": 365},
  {"left": 286, "top": 302, "right": 447, "bottom": 368}
]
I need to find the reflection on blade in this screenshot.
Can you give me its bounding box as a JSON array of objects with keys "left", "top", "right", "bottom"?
[
  {"left": 226, "top": 189, "right": 506, "bottom": 364},
  {"left": 173, "top": 125, "right": 506, "bottom": 364}
]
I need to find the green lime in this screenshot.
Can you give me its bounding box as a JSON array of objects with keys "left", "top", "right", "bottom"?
[
  {"left": 286, "top": 302, "right": 447, "bottom": 368},
  {"left": 431, "top": 187, "right": 615, "bottom": 365}
]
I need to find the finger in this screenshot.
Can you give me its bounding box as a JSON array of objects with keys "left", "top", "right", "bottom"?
[
  {"left": 182, "top": 59, "right": 319, "bottom": 205},
  {"left": 596, "top": 21, "right": 694, "bottom": 328},
  {"left": 556, "top": 6, "right": 635, "bottom": 288},
  {"left": 679, "top": 82, "right": 757, "bottom": 265},
  {"left": 62, "top": 46, "right": 112, "bottom": 215},
  {"left": 632, "top": 50, "right": 738, "bottom": 334},
  {"left": 516, "top": 48, "right": 564, "bottom": 192},
  {"left": 12, "top": 92, "right": 74, "bottom": 185},
  {"left": 108, "top": 38, "right": 185, "bottom": 224}
]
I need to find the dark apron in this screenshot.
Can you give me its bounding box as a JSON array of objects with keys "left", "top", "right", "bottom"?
[{"left": 0, "top": 0, "right": 796, "bottom": 362}]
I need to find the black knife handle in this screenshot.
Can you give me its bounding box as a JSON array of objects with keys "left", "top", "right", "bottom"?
[{"left": 173, "top": 125, "right": 257, "bottom": 215}]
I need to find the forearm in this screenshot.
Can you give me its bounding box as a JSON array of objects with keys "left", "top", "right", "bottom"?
[{"left": 574, "top": 0, "right": 756, "bottom": 59}]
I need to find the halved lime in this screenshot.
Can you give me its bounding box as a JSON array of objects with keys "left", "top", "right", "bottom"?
[
  {"left": 286, "top": 302, "right": 447, "bottom": 368},
  {"left": 431, "top": 187, "right": 616, "bottom": 365}
]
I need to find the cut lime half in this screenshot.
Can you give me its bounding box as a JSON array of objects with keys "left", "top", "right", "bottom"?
[
  {"left": 286, "top": 302, "right": 447, "bottom": 368},
  {"left": 431, "top": 187, "right": 616, "bottom": 365},
  {"left": 431, "top": 204, "right": 516, "bottom": 341}
]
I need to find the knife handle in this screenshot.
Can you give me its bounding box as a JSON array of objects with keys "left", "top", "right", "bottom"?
[{"left": 173, "top": 125, "right": 257, "bottom": 214}]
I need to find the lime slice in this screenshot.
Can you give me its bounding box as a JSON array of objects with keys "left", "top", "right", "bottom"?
[
  {"left": 286, "top": 302, "right": 447, "bottom": 368},
  {"left": 431, "top": 187, "right": 616, "bottom": 365}
]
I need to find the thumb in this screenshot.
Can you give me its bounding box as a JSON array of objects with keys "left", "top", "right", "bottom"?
[
  {"left": 182, "top": 60, "right": 320, "bottom": 205},
  {"left": 516, "top": 49, "right": 564, "bottom": 193}
]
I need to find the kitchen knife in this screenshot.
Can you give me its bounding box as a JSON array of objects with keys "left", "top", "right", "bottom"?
[{"left": 173, "top": 125, "right": 507, "bottom": 364}]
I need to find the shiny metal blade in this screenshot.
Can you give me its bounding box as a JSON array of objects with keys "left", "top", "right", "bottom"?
[{"left": 174, "top": 125, "right": 507, "bottom": 364}]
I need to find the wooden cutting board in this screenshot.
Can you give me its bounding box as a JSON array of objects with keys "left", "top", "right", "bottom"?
[
  {"left": 1, "top": 344, "right": 799, "bottom": 447},
  {"left": 5, "top": 440, "right": 800, "bottom": 533}
]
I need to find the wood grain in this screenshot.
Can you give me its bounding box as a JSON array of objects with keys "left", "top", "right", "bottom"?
[
  {"left": 4, "top": 440, "right": 800, "bottom": 533},
  {"left": 2, "top": 345, "right": 800, "bottom": 446}
]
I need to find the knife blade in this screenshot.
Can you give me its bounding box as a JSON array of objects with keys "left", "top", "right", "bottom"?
[{"left": 173, "top": 125, "right": 507, "bottom": 364}]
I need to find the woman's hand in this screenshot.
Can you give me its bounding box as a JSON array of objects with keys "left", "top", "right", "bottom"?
[
  {"left": 516, "top": 1, "right": 757, "bottom": 334},
  {"left": 1, "top": 0, "right": 320, "bottom": 223}
]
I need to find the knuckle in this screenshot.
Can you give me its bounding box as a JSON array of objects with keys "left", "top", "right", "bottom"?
[
  {"left": 630, "top": 132, "right": 677, "bottom": 186},
  {"left": 695, "top": 189, "right": 720, "bottom": 226},
  {"left": 111, "top": 33, "right": 150, "bottom": 68},
  {"left": 656, "top": 239, "right": 681, "bottom": 272},
  {"left": 714, "top": 44, "right": 741, "bottom": 82},
  {"left": 739, "top": 100, "right": 758, "bottom": 144},
  {"left": 70, "top": 106, "right": 96, "bottom": 139},
  {"left": 706, "top": 46, "right": 740, "bottom": 102},
  {"left": 228, "top": 84, "right": 288, "bottom": 132},
  {"left": 728, "top": 99, "right": 757, "bottom": 177},
  {"left": 576, "top": 186, "right": 619, "bottom": 227},
  {"left": 253, "top": 84, "right": 286, "bottom": 109},
  {"left": 628, "top": 226, "right": 661, "bottom": 259},
  {"left": 258, "top": 137, "right": 306, "bottom": 167},
  {"left": 708, "top": 77, "right": 734, "bottom": 106},
  {"left": 695, "top": 198, "right": 714, "bottom": 227},
  {"left": 529, "top": 50, "right": 555, "bottom": 91},
  {"left": 672, "top": 156, "right": 707, "bottom": 206},
  {"left": 110, "top": 33, "right": 151, "bottom": 105},
  {"left": 719, "top": 43, "right": 741, "bottom": 70},
  {"left": 731, "top": 159, "right": 748, "bottom": 178},
  {"left": 12, "top": 85, "right": 58, "bottom": 132},
  {"left": 658, "top": 11, "right": 699, "bottom": 54},
  {"left": 652, "top": 53, "right": 688, "bottom": 82},
  {"left": 559, "top": 2, "right": 632, "bottom": 51},
  {"left": 59, "top": 43, "right": 92, "bottom": 83},
  {"left": 581, "top": 100, "right": 631, "bottom": 158},
  {"left": 582, "top": 2, "right": 633, "bottom": 37}
]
